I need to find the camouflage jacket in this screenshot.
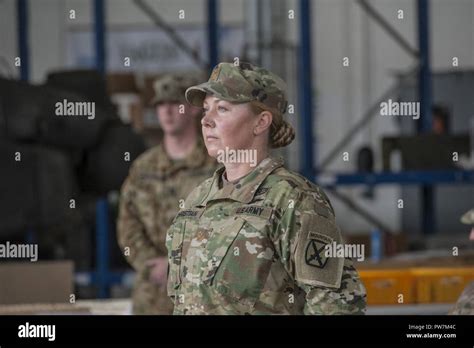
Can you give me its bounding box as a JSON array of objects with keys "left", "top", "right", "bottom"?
[
  {"left": 166, "top": 156, "right": 367, "bottom": 315},
  {"left": 449, "top": 281, "right": 474, "bottom": 315},
  {"left": 117, "top": 137, "right": 217, "bottom": 314}
]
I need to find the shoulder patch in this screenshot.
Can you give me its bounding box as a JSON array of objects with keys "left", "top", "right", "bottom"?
[
  {"left": 304, "top": 232, "right": 332, "bottom": 268},
  {"left": 295, "top": 213, "right": 344, "bottom": 288}
]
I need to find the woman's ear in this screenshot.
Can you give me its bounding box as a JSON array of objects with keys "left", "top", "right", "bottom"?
[{"left": 254, "top": 110, "right": 273, "bottom": 136}]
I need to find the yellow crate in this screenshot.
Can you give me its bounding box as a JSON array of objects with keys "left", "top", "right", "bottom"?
[
  {"left": 359, "top": 270, "right": 415, "bottom": 305},
  {"left": 410, "top": 268, "right": 474, "bottom": 304}
]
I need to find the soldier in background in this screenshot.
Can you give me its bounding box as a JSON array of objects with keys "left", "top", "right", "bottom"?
[
  {"left": 449, "top": 209, "right": 474, "bottom": 315},
  {"left": 117, "top": 73, "right": 217, "bottom": 314}
]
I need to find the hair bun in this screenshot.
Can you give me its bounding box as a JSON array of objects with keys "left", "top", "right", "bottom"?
[{"left": 271, "top": 120, "right": 295, "bottom": 148}]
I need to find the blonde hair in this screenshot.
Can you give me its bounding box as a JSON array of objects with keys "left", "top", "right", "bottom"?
[{"left": 249, "top": 102, "right": 295, "bottom": 148}]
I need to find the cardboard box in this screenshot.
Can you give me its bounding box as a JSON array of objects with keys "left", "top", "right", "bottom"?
[
  {"left": 141, "top": 74, "right": 161, "bottom": 107},
  {"left": 359, "top": 269, "right": 416, "bottom": 305},
  {"left": 359, "top": 266, "right": 474, "bottom": 305},
  {"left": 412, "top": 267, "right": 474, "bottom": 303},
  {"left": 344, "top": 232, "right": 408, "bottom": 259},
  {"left": 130, "top": 101, "right": 144, "bottom": 132},
  {"left": 107, "top": 73, "right": 139, "bottom": 94},
  {"left": 0, "top": 261, "right": 73, "bottom": 305}
]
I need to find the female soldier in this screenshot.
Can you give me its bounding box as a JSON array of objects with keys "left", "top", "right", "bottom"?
[{"left": 166, "top": 62, "right": 367, "bottom": 315}]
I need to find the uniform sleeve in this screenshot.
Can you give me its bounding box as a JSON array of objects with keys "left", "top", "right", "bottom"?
[
  {"left": 272, "top": 190, "right": 367, "bottom": 315},
  {"left": 117, "top": 164, "right": 160, "bottom": 271}
]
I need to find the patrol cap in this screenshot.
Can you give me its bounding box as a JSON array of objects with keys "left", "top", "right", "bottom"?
[
  {"left": 152, "top": 72, "right": 204, "bottom": 105},
  {"left": 185, "top": 62, "right": 288, "bottom": 114}
]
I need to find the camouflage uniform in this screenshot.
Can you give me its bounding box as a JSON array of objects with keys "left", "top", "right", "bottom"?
[
  {"left": 449, "top": 282, "right": 474, "bottom": 315},
  {"left": 449, "top": 208, "right": 474, "bottom": 315},
  {"left": 185, "top": 62, "right": 288, "bottom": 116},
  {"left": 166, "top": 62, "right": 367, "bottom": 315},
  {"left": 117, "top": 73, "right": 217, "bottom": 314}
]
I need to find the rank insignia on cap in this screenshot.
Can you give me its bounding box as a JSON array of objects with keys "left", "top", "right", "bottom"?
[
  {"left": 305, "top": 238, "right": 328, "bottom": 268},
  {"left": 209, "top": 65, "right": 221, "bottom": 81}
]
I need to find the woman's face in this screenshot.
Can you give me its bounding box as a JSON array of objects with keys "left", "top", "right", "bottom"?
[{"left": 201, "top": 95, "right": 257, "bottom": 158}]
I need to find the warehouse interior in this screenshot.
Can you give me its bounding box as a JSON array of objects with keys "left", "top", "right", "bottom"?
[{"left": 0, "top": 0, "right": 473, "bottom": 315}]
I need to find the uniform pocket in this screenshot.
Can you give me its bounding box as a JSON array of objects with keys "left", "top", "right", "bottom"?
[
  {"left": 202, "top": 217, "right": 245, "bottom": 285},
  {"left": 206, "top": 216, "right": 275, "bottom": 310}
]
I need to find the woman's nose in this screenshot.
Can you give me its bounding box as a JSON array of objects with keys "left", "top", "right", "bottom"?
[{"left": 201, "top": 109, "right": 215, "bottom": 127}]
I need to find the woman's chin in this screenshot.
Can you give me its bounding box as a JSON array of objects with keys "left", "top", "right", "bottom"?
[{"left": 205, "top": 144, "right": 220, "bottom": 158}]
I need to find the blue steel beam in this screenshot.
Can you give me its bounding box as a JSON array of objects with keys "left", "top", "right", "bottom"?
[
  {"left": 96, "top": 198, "right": 110, "bottom": 298},
  {"left": 417, "top": 0, "right": 434, "bottom": 235},
  {"left": 417, "top": 0, "right": 432, "bottom": 133},
  {"left": 299, "top": 0, "right": 315, "bottom": 181},
  {"left": 207, "top": 0, "right": 219, "bottom": 73},
  {"left": 315, "top": 170, "right": 474, "bottom": 187},
  {"left": 94, "top": 0, "right": 106, "bottom": 74},
  {"left": 17, "top": 0, "right": 30, "bottom": 81}
]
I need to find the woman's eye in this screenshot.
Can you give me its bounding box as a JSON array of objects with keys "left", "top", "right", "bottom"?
[{"left": 218, "top": 106, "right": 228, "bottom": 112}]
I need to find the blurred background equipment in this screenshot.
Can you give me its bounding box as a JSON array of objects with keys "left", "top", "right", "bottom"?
[{"left": 0, "top": 72, "right": 146, "bottom": 274}]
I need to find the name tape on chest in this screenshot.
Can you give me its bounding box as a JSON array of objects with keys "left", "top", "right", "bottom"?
[
  {"left": 234, "top": 205, "right": 273, "bottom": 220},
  {"left": 176, "top": 209, "right": 204, "bottom": 218}
]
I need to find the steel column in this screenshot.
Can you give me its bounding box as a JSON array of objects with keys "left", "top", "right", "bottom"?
[
  {"left": 17, "top": 0, "right": 30, "bottom": 81},
  {"left": 299, "top": 0, "right": 315, "bottom": 180},
  {"left": 417, "top": 0, "right": 434, "bottom": 235},
  {"left": 96, "top": 198, "right": 110, "bottom": 298},
  {"left": 207, "top": 0, "right": 219, "bottom": 72},
  {"left": 94, "top": 0, "right": 106, "bottom": 74}
]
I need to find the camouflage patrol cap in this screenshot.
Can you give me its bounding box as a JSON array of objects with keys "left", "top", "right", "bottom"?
[
  {"left": 461, "top": 209, "right": 474, "bottom": 225},
  {"left": 185, "top": 62, "right": 288, "bottom": 114},
  {"left": 152, "top": 72, "right": 203, "bottom": 105}
]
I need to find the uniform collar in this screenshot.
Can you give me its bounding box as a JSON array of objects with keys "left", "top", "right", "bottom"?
[
  {"left": 156, "top": 136, "right": 208, "bottom": 174},
  {"left": 197, "top": 156, "right": 284, "bottom": 206}
]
